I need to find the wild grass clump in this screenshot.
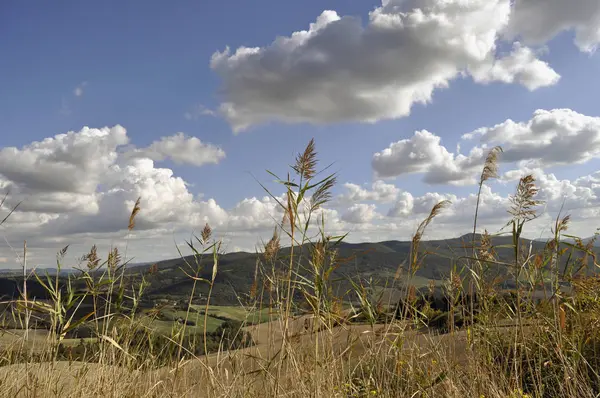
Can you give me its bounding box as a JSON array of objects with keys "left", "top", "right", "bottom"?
[{"left": 0, "top": 140, "right": 599, "bottom": 397}]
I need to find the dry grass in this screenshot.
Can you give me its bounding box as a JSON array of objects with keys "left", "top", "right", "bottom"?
[{"left": 0, "top": 139, "right": 599, "bottom": 397}]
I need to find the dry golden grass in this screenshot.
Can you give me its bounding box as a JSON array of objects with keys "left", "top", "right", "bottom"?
[{"left": 1, "top": 139, "right": 599, "bottom": 397}]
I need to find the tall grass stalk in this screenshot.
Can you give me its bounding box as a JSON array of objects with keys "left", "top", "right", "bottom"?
[{"left": 1, "top": 140, "right": 600, "bottom": 397}]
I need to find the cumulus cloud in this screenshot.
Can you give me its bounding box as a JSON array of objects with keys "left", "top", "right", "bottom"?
[
  {"left": 342, "top": 204, "right": 379, "bottom": 224},
  {"left": 211, "top": 0, "right": 564, "bottom": 132},
  {"left": 0, "top": 126, "right": 226, "bottom": 225},
  {"left": 387, "top": 191, "right": 414, "bottom": 217},
  {"left": 507, "top": 0, "right": 600, "bottom": 53},
  {"left": 502, "top": 167, "right": 599, "bottom": 214},
  {"left": 134, "top": 133, "right": 226, "bottom": 167},
  {"left": 338, "top": 180, "right": 399, "bottom": 204},
  {"left": 3, "top": 124, "right": 600, "bottom": 268},
  {"left": 463, "top": 109, "right": 600, "bottom": 167},
  {"left": 372, "top": 130, "right": 485, "bottom": 185},
  {"left": 0, "top": 126, "right": 128, "bottom": 195},
  {"left": 373, "top": 109, "right": 600, "bottom": 185},
  {"left": 470, "top": 43, "right": 560, "bottom": 90},
  {"left": 0, "top": 126, "right": 351, "bottom": 265},
  {"left": 228, "top": 196, "right": 283, "bottom": 230}
]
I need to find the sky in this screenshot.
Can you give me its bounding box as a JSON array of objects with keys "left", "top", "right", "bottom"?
[{"left": 1, "top": 0, "right": 600, "bottom": 268}]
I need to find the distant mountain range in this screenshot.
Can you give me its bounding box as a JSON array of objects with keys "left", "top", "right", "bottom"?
[
  {"left": 122, "top": 233, "right": 599, "bottom": 305},
  {"left": 0, "top": 233, "right": 596, "bottom": 306},
  {"left": 534, "top": 235, "right": 600, "bottom": 247},
  {"left": 0, "top": 267, "right": 77, "bottom": 277}
]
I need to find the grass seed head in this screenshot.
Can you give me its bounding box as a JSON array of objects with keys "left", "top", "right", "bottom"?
[
  {"left": 84, "top": 245, "right": 100, "bottom": 270},
  {"left": 480, "top": 146, "right": 503, "bottom": 184},
  {"left": 293, "top": 138, "right": 317, "bottom": 181},
  {"left": 508, "top": 174, "right": 542, "bottom": 222},
  {"left": 128, "top": 197, "right": 142, "bottom": 231},
  {"left": 108, "top": 247, "right": 121, "bottom": 271},
  {"left": 263, "top": 227, "right": 281, "bottom": 263},
  {"left": 201, "top": 223, "right": 212, "bottom": 244}
]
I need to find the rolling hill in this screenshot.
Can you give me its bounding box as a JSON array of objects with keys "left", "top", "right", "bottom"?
[
  {"left": 122, "top": 233, "right": 598, "bottom": 306},
  {"left": 1, "top": 233, "right": 596, "bottom": 308}
]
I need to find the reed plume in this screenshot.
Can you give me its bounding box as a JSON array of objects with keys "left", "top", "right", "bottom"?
[{"left": 128, "top": 197, "right": 141, "bottom": 231}]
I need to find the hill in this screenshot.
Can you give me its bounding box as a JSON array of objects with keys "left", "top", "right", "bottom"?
[
  {"left": 0, "top": 233, "right": 594, "bottom": 308},
  {"left": 122, "top": 233, "right": 597, "bottom": 306}
]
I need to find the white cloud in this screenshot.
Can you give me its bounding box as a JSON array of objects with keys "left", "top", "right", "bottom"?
[
  {"left": 502, "top": 167, "right": 598, "bottom": 213},
  {"left": 413, "top": 192, "right": 459, "bottom": 216},
  {"left": 184, "top": 104, "right": 216, "bottom": 120},
  {"left": 387, "top": 191, "right": 414, "bottom": 217},
  {"left": 0, "top": 126, "right": 128, "bottom": 195},
  {"left": 3, "top": 124, "right": 600, "bottom": 268},
  {"left": 0, "top": 126, "right": 325, "bottom": 264},
  {"left": 73, "top": 82, "right": 88, "bottom": 97},
  {"left": 463, "top": 109, "right": 600, "bottom": 167},
  {"left": 372, "top": 130, "right": 484, "bottom": 185},
  {"left": 470, "top": 43, "right": 560, "bottom": 90},
  {"left": 211, "top": 0, "right": 554, "bottom": 131},
  {"left": 507, "top": 0, "right": 600, "bottom": 53},
  {"left": 338, "top": 180, "right": 399, "bottom": 204},
  {"left": 228, "top": 196, "right": 283, "bottom": 230},
  {"left": 0, "top": 126, "right": 226, "bottom": 230},
  {"left": 211, "top": 0, "right": 563, "bottom": 132},
  {"left": 134, "top": 133, "right": 226, "bottom": 167},
  {"left": 373, "top": 109, "right": 600, "bottom": 185},
  {"left": 342, "top": 204, "right": 379, "bottom": 224}
]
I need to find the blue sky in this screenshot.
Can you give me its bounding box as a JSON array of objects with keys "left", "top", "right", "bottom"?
[{"left": 1, "top": 0, "right": 600, "bottom": 267}]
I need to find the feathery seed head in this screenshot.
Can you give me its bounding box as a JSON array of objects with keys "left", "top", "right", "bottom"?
[
  {"left": 413, "top": 200, "right": 451, "bottom": 247},
  {"left": 311, "top": 240, "right": 326, "bottom": 271},
  {"left": 480, "top": 146, "right": 503, "bottom": 184},
  {"left": 84, "top": 245, "right": 100, "bottom": 271},
  {"left": 508, "top": 175, "right": 542, "bottom": 222},
  {"left": 128, "top": 197, "right": 141, "bottom": 231},
  {"left": 201, "top": 223, "right": 212, "bottom": 244},
  {"left": 107, "top": 247, "right": 121, "bottom": 271},
  {"left": 555, "top": 214, "right": 571, "bottom": 234},
  {"left": 311, "top": 175, "right": 337, "bottom": 211},
  {"left": 293, "top": 138, "right": 317, "bottom": 181},
  {"left": 263, "top": 227, "right": 280, "bottom": 262}
]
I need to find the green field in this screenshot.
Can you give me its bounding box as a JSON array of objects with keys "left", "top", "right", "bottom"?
[
  {"left": 139, "top": 309, "right": 222, "bottom": 335},
  {"left": 137, "top": 305, "right": 274, "bottom": 336},
  {"left": 198, "top": 305, "right": 275, "bottom": 324}
]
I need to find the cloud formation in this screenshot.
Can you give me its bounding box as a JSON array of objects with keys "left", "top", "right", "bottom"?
[
  {"left": 470, "top": 43, "right": 560, "bottom": 90},
  {"left": 184, "top": 104, "right": 216, "bottom": 120},
  {"left": 0, "top": 127, "right": 227, "bottom": 232},
  {"left": 135, "top": 133, "right": 226, "bottom": 167},
  {"left": 507, "top": 0, "right": 600, "bottom": 53},
  {"left": 372, "top": 130, "right": 485, "bottom": 185},
  {"left": 1, "top": 120, "right": 600, "bottom": 267},
  {"left": 463, "top": 109, "right": 600, "bottom": 167},
  {"left": 373, "top": 109, "right": 600, "bottom": 185},
  {"left": 211, "top": 0, "right": 567, "bottom": 132},
  {"left": 0, "top": 126, "right": 128, "bottom": 196},
  {"left": 338, "top": 180, "right": 399, "bottom": 204},
  {"left": 73, "top": 82, "right": 87, "bottom": 97},
  {"left": 342, "top": 204, "right": 380, "bottom": 224}
]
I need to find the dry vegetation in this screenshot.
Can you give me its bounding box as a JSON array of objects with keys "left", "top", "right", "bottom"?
[{"left": 0, "top": 139, "right": 599, "bottom": 397}]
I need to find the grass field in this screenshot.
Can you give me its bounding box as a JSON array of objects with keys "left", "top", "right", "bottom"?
[
  {"left": 133, "top": 305, "right": 274, "bottom": 336},
  {"left": 139, "top": 312, "right": 224, "bottom": 335},
  {"left": 0, "top": 329, "right": 94, "bottom": 353},
  {"left": 197, "top": 305, "right": 274, "bottom": 324},
  {"left": 0, "top": 141, "right": 599, "bottom": 397}
]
